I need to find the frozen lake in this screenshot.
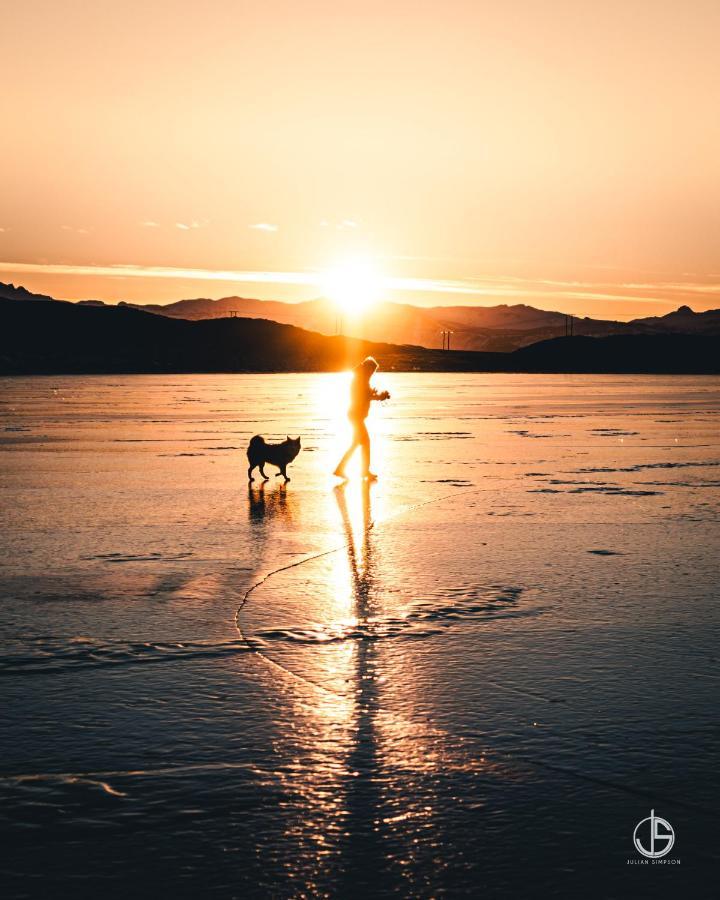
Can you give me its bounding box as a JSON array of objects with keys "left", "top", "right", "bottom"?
[{"left": 1, "top": 373, "right": 719, "bottom": 897}]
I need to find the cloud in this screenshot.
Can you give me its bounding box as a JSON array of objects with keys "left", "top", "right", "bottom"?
[
  {"left": 60, "top": 225, "right": 90, "bottom": 234},
  {"left": 250, "top": 223, "right": 279, "bottom": 232},
  {"left": 175, "top": 220, "right": 207, "bottom": 230},
  {"left": 0, "top": 227, "right": 8, "bottom": 233},
  {"left": 0, "top": 262, "right": 317, "bottom": 287},
  {"left": 140, "top": 220, "right": 160, "bottom": 228}
]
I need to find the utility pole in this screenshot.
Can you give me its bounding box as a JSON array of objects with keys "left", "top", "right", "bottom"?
[{"left": 441, "top": 330, "right": 453, "bottom": 350}]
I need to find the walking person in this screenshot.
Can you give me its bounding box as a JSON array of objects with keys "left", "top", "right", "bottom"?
[{"left": 334, "top": 357, "right": 390, "bottom": 481}]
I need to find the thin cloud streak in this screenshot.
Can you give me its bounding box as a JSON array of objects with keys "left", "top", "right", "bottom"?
[
  {"left": 175, "top": 220, "right": 207, "bottom": 230},
  {"left": 1, "top": 261, "right": 717, "bottom": 307},
  {"left": 60, "top": 225, "right": 90, "bottom": 235},
  {"left": 0, "top": 261, "right": 318, "bottom": 287}
]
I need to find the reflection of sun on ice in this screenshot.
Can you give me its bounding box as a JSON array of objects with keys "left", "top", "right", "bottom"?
[
  {"left": 320, "top": 259, "right": 383, "bottom": 316},
  {"left": 313, "top": 371, "right": 352, "bottom": 472}
]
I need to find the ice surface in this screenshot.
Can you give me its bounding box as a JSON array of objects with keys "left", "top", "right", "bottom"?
[{"left": 1, "top": 373, "right": 718, "bottom": 897}]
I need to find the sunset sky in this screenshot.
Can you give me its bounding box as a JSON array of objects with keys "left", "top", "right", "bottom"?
[{"left": 1, "top": 0, "right": 719, "bottom": 319}]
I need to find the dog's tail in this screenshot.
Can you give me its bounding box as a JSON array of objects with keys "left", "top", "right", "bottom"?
[{"left": 247, "top": 434, "right": 265, "bottom": 459}]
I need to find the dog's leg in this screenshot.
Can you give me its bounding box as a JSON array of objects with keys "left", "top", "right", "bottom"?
[
  {"left": 259, "top": 465, "right": 270, "bottom": 481},
  {"left": 279, "top": 466, "right": 290, "bottom": 482},
  {"left": 247, "top": 462, "right": 255, "bottom": 482}
]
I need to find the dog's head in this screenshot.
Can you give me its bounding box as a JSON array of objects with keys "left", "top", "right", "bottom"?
[{"left": 285, "top": 436, "right": 302, "bottom": 462}]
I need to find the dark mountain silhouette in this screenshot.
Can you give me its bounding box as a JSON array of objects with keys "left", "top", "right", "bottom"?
[
  {"left": 120, "top": 294, "right": 624, "bottom": 351},
  {"left": 0, "top": 297, "right": 466, "bottom": 374},
  {"left": 0, "top": 281, "right": 57, "bottom": 304},
  {"left": 4, "top": 281, "right": 719, "bottom": 352},
  {"left": 628, "top": 305, "right": 720, "bottom": 335},
  {"left": 121, "top": 294, "right": 720, "bottom": 350},
  {"left": 514, "top": 333, "right": 720, "bottom": 373},
  {"left": 2, "top": 296, "right": 718, "bottom": 375}
]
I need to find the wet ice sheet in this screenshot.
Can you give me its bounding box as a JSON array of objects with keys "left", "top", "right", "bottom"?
[{"left": 1, "top": 373, "right": 719, "bottom": 897}]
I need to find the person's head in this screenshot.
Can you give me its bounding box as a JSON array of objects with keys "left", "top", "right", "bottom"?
[{"left": 356, "top": 356, "right": 378, "bottom": 377}]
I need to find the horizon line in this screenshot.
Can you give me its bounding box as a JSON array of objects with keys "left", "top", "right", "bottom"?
[{"left": 3, "top": 260, "right": 719, "bottom": 311}]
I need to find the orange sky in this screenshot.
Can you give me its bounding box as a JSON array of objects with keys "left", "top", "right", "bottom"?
[{"left": 1, "top": 0, "right": 719, "bottom": 320}]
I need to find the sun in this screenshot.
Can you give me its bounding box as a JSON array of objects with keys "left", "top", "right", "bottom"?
[{"left": 320, "top": 259, "right": 383, "bottom": 315}]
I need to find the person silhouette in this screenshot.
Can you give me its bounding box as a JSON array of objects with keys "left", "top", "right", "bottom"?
[{"left": 334, "top": 356, "right": 390, "bottom": 481}]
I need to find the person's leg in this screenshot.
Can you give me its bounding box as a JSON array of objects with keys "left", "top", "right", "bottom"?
[
  {"left": 334, "top": 441, "right": 356, "bottom": 476},
  {"left": 335, "top": 420, "right": 362, "bottom": 476},
  {"left": 359, "top": 421, "right": 372, "bottom": 476}
]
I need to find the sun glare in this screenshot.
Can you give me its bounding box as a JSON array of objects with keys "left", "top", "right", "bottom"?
[{"left": 320, "top": 260, "right": 383, "bottom": 315}]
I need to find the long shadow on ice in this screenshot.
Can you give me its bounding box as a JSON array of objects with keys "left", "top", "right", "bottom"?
[{"left": 333, "top": 481, "right": 401, "bottom": 894}]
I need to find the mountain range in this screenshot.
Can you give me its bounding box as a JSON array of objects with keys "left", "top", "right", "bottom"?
[
  {"left": 3, "top": 280, "right": 719, "bottom": 353},
  {"left": 119, "top": 295, "right": 720, "bottom": 352},
  {"left": 2, "top": 288, "right": 719, "bottom": 375}
]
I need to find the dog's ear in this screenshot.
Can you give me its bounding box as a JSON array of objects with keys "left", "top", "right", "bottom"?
[{"left": 286, "top": 435, "right": 290, "bottom": 441}]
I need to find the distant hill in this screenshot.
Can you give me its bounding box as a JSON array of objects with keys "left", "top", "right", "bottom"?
[
  {"left": 0, "top": 297, "right": 487, "bottom": 374},
  {"left": 0, "top": 281, "right": 58, "bottom": 304},
  {"left": 113, "top": 294, "right": 625, "bottom": 351},
  {"left": 514, "top": 333, "right": 720, "bottom": 373},
  {"left": 2, "top": 296, "right": 718, "bottom": 375},
  {"left": 628, "top": 305, "right": 720, "bottom": 335}
]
